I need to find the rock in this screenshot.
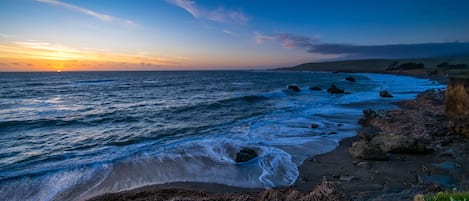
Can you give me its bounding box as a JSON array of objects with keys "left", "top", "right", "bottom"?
[
  {"left": 370, "top": 135, "right": 429, "bottom": 154},
  {"left": 311, "top": 123, "right": 320, "bottom": 129},
  {"left": 413, "top": 194, "right": 425, "bottom": 201},
  {"left": 358, "top": 127, "right": 381, "bottom": 140},
  {"left": 362, "top": 109, "right": 379, "bottom": 118},
  {"left": 287, "top": 85, "right": 301, "bottom": 92},
  {"left": 445, "top": 76, "right": 469, "bottom": 137},
  {"left": 310, "top": 86, "right": 322, "bottom": 91},
  {"left": 260, "top": 189, "right": 302, "bottom": 201},
  {"left": 235, "top": 148, "right": 258, "bottom": 163},
  {"left": 345, "top": 77, "right": 356, "bottom": 82},
  {"left": 379, "top": 90, "right": 393, "bottom": 98},
  {"left": 302, "top": 181, "right": 350, "bottom": 201},
  {"left": 327, "top": 84, "right": 345, "bottom": 94},
  {"left": 349, "top": 140, "right": 389, "bottom": 160}
]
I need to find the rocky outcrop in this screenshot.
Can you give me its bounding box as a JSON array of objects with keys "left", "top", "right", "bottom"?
[
  {"left": 287, "top": 85, "right": 301, "bottom": 92},
  {"left": 379, "top": 90, "right": 393, "bottom": 98},
  {"left": 352, "top": 89, "right": 453, "bottom": 160},
  {"left": 345, "top": 77, "right": 356, "bottom": 82},
  {"left": 327, "top": 84, "right": 344, "bottom": 94},
  {"left": 445, "top": 76, "right": 469, "bottom": 137},
  {"left": 260, "top": 181, "right": 349, "bottom": 201},
  {"left": 235, "top": 148, "right": 258, "bottom": 163},
  {"left": 302, "top": 181, "right": 349, "bottom": 201},
  {"left": 89, "top": 180, "right": 349, "bottom": 201}
]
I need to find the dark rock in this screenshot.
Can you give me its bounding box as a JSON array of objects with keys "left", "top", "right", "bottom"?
[
  {"left": 327, "top": 84, "right": 345, "bottom": 94},
  {"left": 379, "top": 90, "right": 393, "bottom": 98},
  {"left": 287, "top": 85, "right": 301, "bottom": 92},
  {"left": 310, "top": 86, "right": 322, "bottom": 91},
  {"left": 235, "top": 148, "right": 258, "bottom": 163},
  {"left": 303, "top": 180, "right": 350, "bottom": 201},
  {"left": 260, "top": 189, "right": 302, "bottom": 201},
  {"left": 345, "top": 77, "right": 356, "bottom": 82},
  {"left": 358, "top": 127, "right": 381, "bottom": 140},
  {"left": 349, "top": 140, "right": 389, "bottom": 160},
  {"left": 311, "top": 123, "right": 320, "bottom": 129},
  {"left": 362, "top": 109, "right": 379, "bottom": 118},
  {"left": 370, "top": 135, "right": 429, "bottom": 154}
]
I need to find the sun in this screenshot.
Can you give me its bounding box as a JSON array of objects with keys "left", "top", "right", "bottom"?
[{"left": 53, "top": 63, "right": 65, "bottom": 72}]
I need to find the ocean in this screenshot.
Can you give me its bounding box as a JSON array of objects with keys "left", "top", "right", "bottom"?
[{"left": 0, "top": 71, "right": 443, "bottom": 201}]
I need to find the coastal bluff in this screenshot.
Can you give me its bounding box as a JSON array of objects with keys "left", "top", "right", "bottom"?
[{"left": 446, "top": 75, "right": 469, "bottom": 137}]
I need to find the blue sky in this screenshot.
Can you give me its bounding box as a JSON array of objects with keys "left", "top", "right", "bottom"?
[{"left": 0, "top": 0, "right": 469, "bottom": 71}]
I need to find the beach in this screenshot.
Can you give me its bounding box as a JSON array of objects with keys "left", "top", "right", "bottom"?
[{"left": 85, "top": 69, "right": 468, "bottom": 201}]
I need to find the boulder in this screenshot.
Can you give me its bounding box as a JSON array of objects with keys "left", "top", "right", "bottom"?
[
  {"left": 311, "top": 123, "right": 320, "bottom": 129},
  {"left": 310, "top": 86, "right": 322, "bottom": 91},
  {"left": 235, "top": 148, "right": 258, "bottom": 163},
  {"left": 345, "top": 77, "right": 356, "bottom": 82},
  {"left": 370, "top": 134, "right": 429, "bottom": 154},
  {"left": 287, "top": 85, "right": 301, "bottom": 92},
  {"left": 379, "top": 90, "right": 393, "bottom": 98},
  {"left": 327, "top": 84, "right": 345, "bottom": 94},
  {"left": 349, "top": 140, "right": 389, "bottom": 160}
]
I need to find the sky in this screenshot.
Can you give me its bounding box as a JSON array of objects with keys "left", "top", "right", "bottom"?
[{"left": 1, "top": 0, "right": 469, "bottom": 71}]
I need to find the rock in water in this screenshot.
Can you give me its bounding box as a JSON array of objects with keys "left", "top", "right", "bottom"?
[
  {"left": 287, "top": 85, "right": 301, "bottom": 92},
  {"left": 327, "top": 84, "right": 345, "bottom": 94},
  {"left": 235, "top": 148, "right": 258, "bottom": 163},
  {"left": 311, "top": 123, "right": 320, "bottom": 128},
  {"left": 310, "top": 86, "right": 322, "bottom": 91},
  {"left": 379, "top": 90, "right": 393, "bottom": 98},
  {"left": 345, "top": 77, "right": 356, "bottom": 82}
]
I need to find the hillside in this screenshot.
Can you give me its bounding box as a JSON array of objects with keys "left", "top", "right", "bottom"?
[{"left": 276, "top": 56, "right": 469, "bottom": 73}]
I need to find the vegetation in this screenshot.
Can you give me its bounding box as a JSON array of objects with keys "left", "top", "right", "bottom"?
[
  {"left": 276, "top": 55, "right": 469, "bottom": 72},
  {"left": 422, "top": 192, "right": 469, "bottom": 201}
]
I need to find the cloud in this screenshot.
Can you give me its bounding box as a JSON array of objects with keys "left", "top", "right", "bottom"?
[
  {"left": 167, "top": 0, "right": 248, "bottom": 24},
  {"left": 256, "top": 32, "right": 469, "bottom": 59},
  {"left": 35, "top": 0, "right": 139, "bottom": 27},
  {"left": 222, "top": 29, "right": 238, "bottom": 36}
]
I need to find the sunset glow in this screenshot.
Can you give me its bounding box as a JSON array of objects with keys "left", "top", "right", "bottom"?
[{"left": 1, "top": 0, "right": 469, "bottom": 71}]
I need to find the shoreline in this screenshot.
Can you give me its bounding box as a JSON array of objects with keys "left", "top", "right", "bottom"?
[{"left": 87, "top": 70, "right": 464, "bottom": 201}]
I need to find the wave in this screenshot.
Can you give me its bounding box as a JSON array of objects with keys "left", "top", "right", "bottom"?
[{"left": 0, "top": 119, "right": 83, "bottom": 130}]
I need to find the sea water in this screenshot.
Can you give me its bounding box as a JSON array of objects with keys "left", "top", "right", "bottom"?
[{"left": 0, "top": 71, "right": 444, "bottom": 200}]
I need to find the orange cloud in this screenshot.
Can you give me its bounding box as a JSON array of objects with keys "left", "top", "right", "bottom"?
[{"left": 0, "top": 41, "right": 184, "bottom": 71}]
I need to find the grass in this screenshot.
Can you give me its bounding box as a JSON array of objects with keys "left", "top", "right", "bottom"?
[{"left": 423, "top": 192, "right": 469, "bottom": 201}]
